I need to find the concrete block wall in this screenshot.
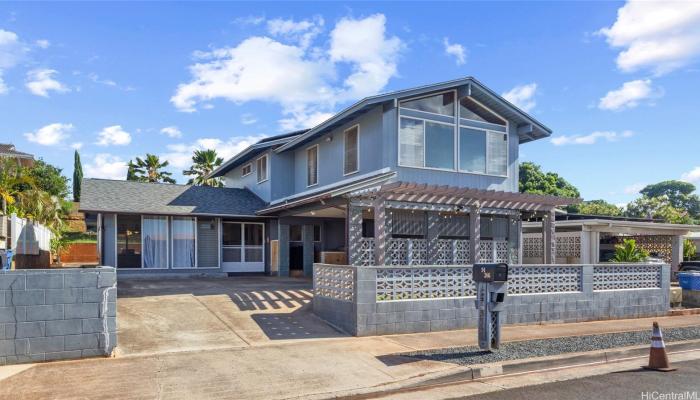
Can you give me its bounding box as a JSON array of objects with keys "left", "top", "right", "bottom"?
[
  {"left": 0, "top": 267, "right": 117, "bottom": 365},
  {"left": 313, "top": 264, "right": 670, "bottom": 337}
]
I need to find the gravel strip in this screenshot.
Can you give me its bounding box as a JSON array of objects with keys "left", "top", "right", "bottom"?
[{"left": 403, "top": 325, "right": 700, "bottom": 366}]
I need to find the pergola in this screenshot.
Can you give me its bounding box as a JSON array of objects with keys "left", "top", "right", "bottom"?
[{"left": 347, "top": 181, "right": 580, "bottom": 266}]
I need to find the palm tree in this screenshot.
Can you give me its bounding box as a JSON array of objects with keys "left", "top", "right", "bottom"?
[
  {"left": 131, "top": 154, "right": 176, "bottom": 183},
  {"left": 183, "top": 149, "right": 224, "bottom": 187},
  {"left": 0, "top": 158, "right": 34, "bottom": 214}
]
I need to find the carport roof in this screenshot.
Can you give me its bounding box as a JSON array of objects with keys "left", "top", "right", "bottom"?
[{"left": 80, "top": 178, "right": 268, "bottom": 217}]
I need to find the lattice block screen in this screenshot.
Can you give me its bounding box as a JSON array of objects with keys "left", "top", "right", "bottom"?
[
  {"left": 376, "top": 266, "right": 475, "bottom": 301},
  {"left": 508, "top": 265, "right": 582, "bottom": 294},
  {"left": 387, "top": 238, "right": 428, "bottom": 265},
  {"left": 523, "top": 233, "right": 581, "bottom": 259},
  {"left": 314, "top": 265, "right": 355, "bottom": 301},
  {"left": 479, "top": 240, "right": 509, "bottom": 263},
  {"left": 593, "top": 264, "right": 661, "bottom": 291},
  {"left": 614, "top": 235, "right": 672, "bottom": 263},
  {"left": 355, "top": 238, "right": 375, "bottom": 266},
  {"left": 436, "top": 239, "right": 471, "bottom": 265}
]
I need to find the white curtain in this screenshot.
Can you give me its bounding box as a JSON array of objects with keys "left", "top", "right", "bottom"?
[
  {"left": 172, "top": 217, "right": 196, "bottom": 268},
  {"left": 143, "top": 216, "right": 168, "bottom": 268}
]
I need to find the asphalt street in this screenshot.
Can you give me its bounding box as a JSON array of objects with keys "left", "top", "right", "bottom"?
[{"left": 462, "top": 358, "right": 700, "bottom": 400}]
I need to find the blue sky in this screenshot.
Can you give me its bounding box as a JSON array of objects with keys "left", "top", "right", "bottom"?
[{"left": 1, "top": 1, "right": 700, "bottom": 206}]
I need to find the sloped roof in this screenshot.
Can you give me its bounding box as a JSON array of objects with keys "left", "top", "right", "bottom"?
[
  {"left": 0, "top": 143, "right": 34, "bottom": 159},
  {"left": 80, "top": 178, "right": 267, "bottom": 217}
]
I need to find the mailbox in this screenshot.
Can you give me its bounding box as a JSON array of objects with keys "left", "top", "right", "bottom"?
[{"left": 472, "top": 263, "right": 508, "bottom": 283}]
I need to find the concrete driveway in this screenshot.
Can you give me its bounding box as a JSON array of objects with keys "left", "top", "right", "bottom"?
[{"left": 116, "top": 276, "right": 346, "bottom": 356}]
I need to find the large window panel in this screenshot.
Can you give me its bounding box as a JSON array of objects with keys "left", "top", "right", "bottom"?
[
  {"left": 487, "top": 131, "right": 508, "bottom": 176},
  {"left": 143, "top": 216, "right": 168, "bottom": 269},
  {"left": 344, "top": 126, "right": 359, "bottom": 175},
  {"left": 425, "top": 121, "right": 455, "bottom": 169},
  {"left": 459, "top": 127, "right": 487, "bottom": 173},
  {"left": 459, "top": 97, "right": 505, "bottom": 126},
  {"left": 172, "top": 216, "right": 196, "bottom": 268},
  {"left": 399, "top": 117, "right": 424, "bottom": 167},
  {"left": 400, "top": 92, "right": 454, "bottom": 116}
]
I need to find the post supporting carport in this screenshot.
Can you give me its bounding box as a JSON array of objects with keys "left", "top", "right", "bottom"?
[
  {"left": 543, "top": 209, "right": 556, "bottom": 264},
  {"left": 672, "top": 235, "right": 684, "bottom": 275}
]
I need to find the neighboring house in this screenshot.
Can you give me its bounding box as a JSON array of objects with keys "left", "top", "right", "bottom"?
[
  {"left": 80, "top": 76, "right": 579, "bottom": 276},
  {"left": 0, "top": 143, "right": 34, "bottom": 167},
  {"left": 523, "top": 213, "right": 700, "bottom": 270}
]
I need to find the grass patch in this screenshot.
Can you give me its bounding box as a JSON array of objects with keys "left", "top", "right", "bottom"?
[{"left": 63, "top": 231, "right": 98, "bottom": 244}]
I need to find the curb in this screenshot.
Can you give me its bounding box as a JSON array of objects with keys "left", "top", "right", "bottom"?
[
  {"left": 669, "top": 308, "right": 700, "bottom": 316},
  {"left": 318, "top": 339, "right": 700, "bottom": 400}
]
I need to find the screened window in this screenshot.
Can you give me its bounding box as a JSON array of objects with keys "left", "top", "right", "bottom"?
[
  {"left": 241, "top": 163, "right": 251, "bottom": 177},
  {"left": 244, "top": 224, "right": 264, "bottom": 262},
  {"left": 487, "top": 131, "right": 508, "bottom": 176},
  {"left": 172, "top": 216, "right": 196, "bottom": 268},
  {"left": 307, "top": 145, "right": 318, "bottom": 186},
  {"left": 256, "top": 155, "right": 267, "bottom": 183},
  {"left": 344, "top": 125, "right": 359, "bottom": 175},
  {"left": 400, "top": 92, "right": 454, "bottom": 116},
  {"left": 142, "top": 216, "right": 168, "bottom": 269},
  {"left": 459, "top": 97, "right": 506, "bottom": 126},
  {"left": 425, "top": 121, "right": 454, "bottom": 169},
  {"left": 399, "top": 118, "right": 424, "bottom": 167},
  {"left": 222, "top": 222, "right": 242, "bottom": 262},
  {"left": 459, "top": 127, "right": 487, "bottom": 173}
]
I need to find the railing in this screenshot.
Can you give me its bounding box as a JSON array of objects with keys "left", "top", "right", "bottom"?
[
  {"left": 353, "top": 238, "right": 510, "bottom": 266},
  {"left": 313, "top": 264, "right": 355, "bottom": 302}
]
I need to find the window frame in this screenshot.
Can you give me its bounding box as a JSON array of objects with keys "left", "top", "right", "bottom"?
[
  {"left": 396, "top": 89, "right": 509, "bottom": 178},
  {"left": 241, "top": 163, "right": 252, "bottom": 177},
  {"left": 256, "top": 154, "right": 268, "bottom": 184},
  {"left": 343, "top": 124, "right": 360, "bottom": 176},
  {"left": 306, "top": 144, "right": 319, "bottom": 187}
]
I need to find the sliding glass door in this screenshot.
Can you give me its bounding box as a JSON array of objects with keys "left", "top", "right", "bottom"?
[
  {"left": 221, "top": 221, "right": 265, "bottom": 272},
  {"left": 117, "top": 215, "right": 141, "bottom": 268},
  {"left": 142, "top": 216, "right": 168, "bottom": 268},
  {"left": 172, "top": 216, "right": 196, "bottom": 268}
]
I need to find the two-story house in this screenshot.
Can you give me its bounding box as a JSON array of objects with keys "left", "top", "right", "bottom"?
[{"left": 80, "top": 77, "right": 578, "bottom": 276}]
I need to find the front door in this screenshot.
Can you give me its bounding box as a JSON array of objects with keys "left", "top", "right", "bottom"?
[{"left": 221, "top": 222, "right": 265, "bottom": 272}]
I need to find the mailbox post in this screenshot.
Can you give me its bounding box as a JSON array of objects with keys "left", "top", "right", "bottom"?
[{"left": 473, "top": 263, "right": 508, "bottom": 351}]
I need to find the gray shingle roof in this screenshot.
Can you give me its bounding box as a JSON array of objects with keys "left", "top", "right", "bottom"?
[{"left": 80, "top": 179, "right": 267, "bottom": 217}]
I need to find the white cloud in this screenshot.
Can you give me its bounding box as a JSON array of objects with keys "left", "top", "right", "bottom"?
[
  {"left": 88, "top": 73, "right": 117, "bottom": 87},
  {"left": 502, "top": 83, "right": 537, "bottom": 112},
  {"left": 267, "top": 16, "right": 323, "bottom": 49},
  {"left": 161, "top": 135, "right": 264, "bottom": 169},
  {"left": 25, "top": 68, "right": 69, "bottom": 97},
  {"left": 24, "top": 123, "right": 73, "bottom": 146},
  {"left": 70, "top": 142, "right": 83, "bottom": 150},
  {"left": 0, "top": 74, "right": 7, "bottom": 95},
  {"left": 551, "top": 130, "right": 634, "bottom": 146},
  {"left": 598, "top": 79, "right": 660, "bottom": 110},
  {"left": 279, "top": 110, "right": 333, "bottom": 132},
  {"left": 84, "top": 153, "right": 128, "bottom": 180},
  {"left": 240, "top": 113, "right": 257, "bottom": 125},
  {"left": 598, "top": 0, "right": 700, "bottom": 75},
  {"left": 443, "top": 37, "right": 466, "bottom": 65},
  {"left": 172, "top": 14, "right": 403, "bottom": 130},
  {"left": 624, "top": 182, "right": 646, "bottom": 195},
  {"left": 96, "top": 125, "right": 132, "bottom": 146},
  {"left": 160, "top": 126, "right": 182, "bottom": 138},
  {"left": 35, "top": 39, "right": 50, "bottom": 49},
  {"left": 681, "top": 166, "right": 700, "bottom": 184},
  {"left": 0, "top": 29, "right": 27, "bottom": 94}
]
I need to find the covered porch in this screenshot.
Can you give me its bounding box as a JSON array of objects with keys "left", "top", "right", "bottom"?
[{"left": 264, "top": 180, "right": 579, "bottom": 276}]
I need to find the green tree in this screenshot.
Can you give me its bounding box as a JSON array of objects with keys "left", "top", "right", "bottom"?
[
  {"left": 183, "top": 149, "right": 224, "bottom": 187},
  {"left": 519, "top": 162, "right": 580, "bottom": 198},
  {"left": 612, "top": 239, "right": 649, "bottom": 262},
  {"left": 640, "top": 180, "right": 700, "bottom": 219},
  {"left": 684, "top": 239, "right": 697, "bottom": 261},
  {"left": 567, "top": 199, "right": 622, "bottom": 216},
  {"left": 0, "top": 158, "right": 33, "bottom": 214},
  {"left": 73, "top": 150, "right": 83, "bottom": 202},
  {"left": 25, "top": 159, "right": 70, "bottom": 198},
  {"left": 131, "top": 154, "right": 176, "bottom": 183},
  {"left": 126, "top": 161, "right": 138, "bottom": 181},
  {"left": 625, "top": 195, "right": 692, "bottom": 224}
]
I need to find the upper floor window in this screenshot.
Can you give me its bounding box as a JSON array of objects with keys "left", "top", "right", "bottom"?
[
  {"left": 256, "top": 155, "right": 268, "bottom": 183},
  {"left": 307, "top": 145, "right": 318, "bottom": 187},
  {"left": 398, "top": 90, "right": 508, "bottom": 177},
  {"left": 459, "top": 97, "right": 506, "bottom": 126},
  {"left": 344, "top": 125, "right": 359, "bottom": 175},
  {"left": 400, "top": 92, "right": 454, "bottom": 116},
  {"left": 241, "top": 163, "right": 252, "bottom": 177}
]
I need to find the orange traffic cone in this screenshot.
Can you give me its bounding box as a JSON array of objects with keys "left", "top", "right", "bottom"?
[{"left": 642, "top": 322, "right": 676, "bottom": 372}]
